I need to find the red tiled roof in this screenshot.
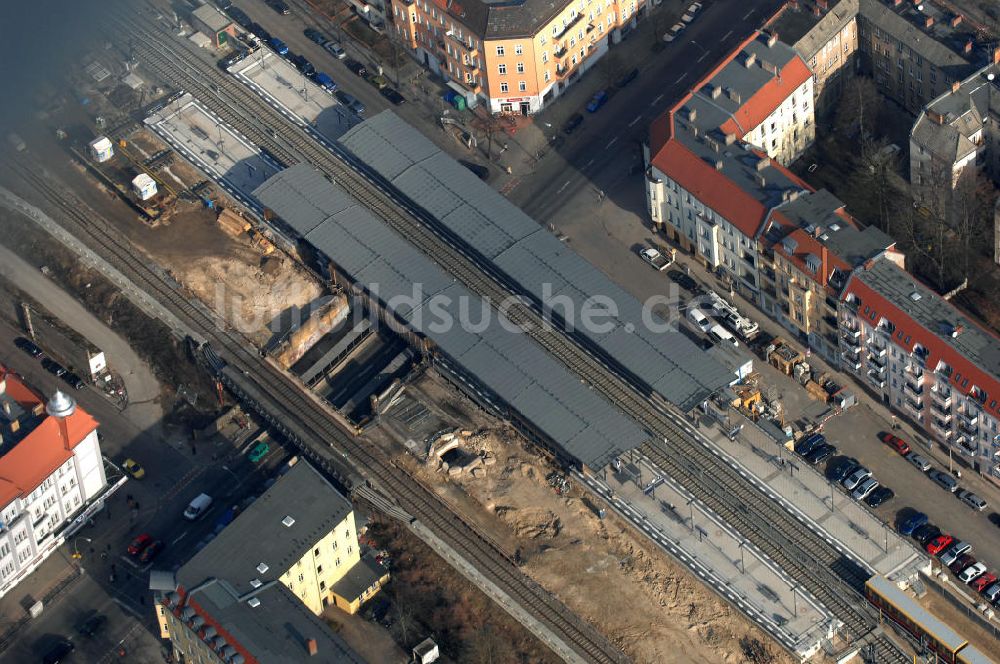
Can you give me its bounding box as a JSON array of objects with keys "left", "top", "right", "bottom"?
[
  {"left": 843, "top": 270, "right": 1000, "bottom": 416},
  {"left": 0, "top": 368, "right": 98, "bottom": 507},
  {"left": 0, "top": 365, "right": 42, "bottom": 408},
  {"left": 773, "top": 225, "right": 851, "bottom": 290},
  {"left": 719, "top": 55, "right": 813, "bottom": 137}
]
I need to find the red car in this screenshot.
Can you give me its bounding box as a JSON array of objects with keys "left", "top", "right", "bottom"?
[
  {"left": 879, "top": 432, "right": 911, "bottom": 455},
  {"left": 926, "top": 534, "right": 954, "bottom": 556},
  {"left": 127, "top": 533, "right": 153, "bottom": 556},
  {"left": 138, "top": 540, "right": 164, "bottom": 564},
  {"left": 972, "top": 572, "right": 997, "bottom": 593}
]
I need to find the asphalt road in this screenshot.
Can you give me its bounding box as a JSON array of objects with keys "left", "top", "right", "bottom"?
[{"left": 508, "top": 0, "right": 787, "bottom": 221}]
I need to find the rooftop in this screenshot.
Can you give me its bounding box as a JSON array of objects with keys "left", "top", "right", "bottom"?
[
  {"left": 0, "top": 369, "right": 98, "bottom": 507},
  {"left": 912, "top": 62, "right": 1000, "bottom": 163},
  {"left": 772, "top": 0, "right": 860, "bottom": 58},
  {"left": 178, "top": 460, "right": 352, "bottom": 596},
  {"left": 330, "top": 554, "right": 384, "bottom": 602},
  {"left": 428, "top": 0, "right": 578, "bottom": 39},
  {"left": 845, "top": 259, "right": 1000, "bottom": 414},
  {"left": 337, "top": 111, "right": 733, "bottom": 412},
  {"left": 858, "top": 0, "right": 973, "bottom": 75},
  {"left": 191, "top": 4, "right": 233, "bottom": 34},
  {"left": 184, "top": 581, "right": 365, "bottom": 663}
]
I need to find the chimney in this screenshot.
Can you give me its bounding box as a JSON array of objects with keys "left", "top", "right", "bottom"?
[
  {"left": 820, "top": 245, "right": 829, "bottom": 286},
  {"left": 928, "top": 109, "right": 945, "bottom": 124},
  {"left": 766, "top": 32, "right": 778, "bottom": 48},
  {"left": 756, "top": 156, "right": 771, "bottom": 171},
  {"left": 710, "top": 85, "right": 722, "bottom": 99},
  {"left": 924, "top": 16, "right": 934, "bottom": 28},
  {"left": 950, "top": 14, "right": 963, "bottom": 27},
  {"left": 756, "top": 173, "right": 767, "bottom": 187},
  {"left": 812, "top": 5, "right": 821, "bottom": 16},
  {"left": 307, "top": 639, "right": 318, "bottom": 656},
  {"left": 816, "top": 0, "right": 827, "bottom": 9},
  {"left": 964, "top": 40, "right": 973, "bottom": 54},
  {"left": 892, "top": 0, "right": 902, "bottom": 6},
  {"left": 743, "top": 51, "right": 757, "bottom": 68},
  {"left": 724, "top": 132, "right": 737, "bottom": 145},
  {"left": 952, "top": 80, "right": 961, "bottom": 93},
  {"left": 727, "top": 88, "right": 741, "bottom": 104},
  {"left": 715, "top": 160, "right": 724, "bottom": 170},
  {"left": 686, "top": 107, "right": 697, "bottom": 122}
]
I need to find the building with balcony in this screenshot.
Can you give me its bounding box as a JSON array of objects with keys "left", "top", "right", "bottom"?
[
  {"left": 154, "top": 459, "right": 386, "bottom": 663},
  {"left": 390, "top": 0, "right": 647, "bottom": 114},
  {"left": 0, "top": 368, "right": 110, "bottom": 599},
  {"left": 756, "top": 188, "right": 902, "bottom": 366},
  {"left": 839, "top": 258, "right": 1000, "bottom": 478}
]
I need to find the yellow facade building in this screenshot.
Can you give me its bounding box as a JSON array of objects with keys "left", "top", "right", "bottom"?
[{"left": 390, "top": 0, "right": 648, "bottom": 113}]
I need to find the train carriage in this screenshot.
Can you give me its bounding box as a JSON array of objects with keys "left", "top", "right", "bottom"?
[
  {"left": 864, "top": 576, "right": 967, "bottom": 663},
  {"left": 957, "top": 645, "right": 996, "bottom": 664}
]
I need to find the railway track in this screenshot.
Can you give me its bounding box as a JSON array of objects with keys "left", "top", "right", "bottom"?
[
  {"left": 111, "top": 8, "right": 908, "bottom": 661},
  {"left": 1, "top": 163, "right": 626, "bottom": 664}
]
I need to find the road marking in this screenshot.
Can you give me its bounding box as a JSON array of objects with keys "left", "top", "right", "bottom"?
[
  {"left": 628, "top": 115, "right": 643, "bottom": 127},
  {"left": 722, "top": 30, "right": 733, "bottom": 41},
  {"left": 585, "top": 158, "right": 595, "bottom": 167},
  {"left": 742, "top": 8, "right": 756, "bottom": 19},
  {"left": 557, "top": 180, "right": 571, "bottom": 194},
  {"left": 698, "top": 51, "right": 710, "bottom": 62},
  {"left": 675, "top": 73, "right": 688, "bottom": 84},
  {"left": 606, "top": 137, "right": 618, "bottom": 149},
  {"left": 651, "top": 93, "right": 664, "bottom": 107},
  {"left": 171, "top": 530, "right": 189, "bottom": 545}
]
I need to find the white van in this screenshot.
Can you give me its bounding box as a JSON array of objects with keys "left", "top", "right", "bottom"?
[
  {"left": 688, "top": 308, "right": 712, "bottom": 333},
  {"left": 708, "top": 324, "right": 738, "bottom": 348},
  {"left": 184, "top": 493, "right": 213, "bottom": 520}
]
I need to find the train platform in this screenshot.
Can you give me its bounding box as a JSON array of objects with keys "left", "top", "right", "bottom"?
[
  {"left": 699, "top": 411, "right": 929, "bottom": 581},
  {"left": 230, "top": 51, "right": 359, "bottom": 142},
  {"left": 144, "top": 94, "right": 280, "bottom": 210},
  {"left": 577, "top": 462, "right": 833, "bottom": 661}
]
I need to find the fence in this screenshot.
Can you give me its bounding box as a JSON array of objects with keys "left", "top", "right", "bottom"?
[{"left": 921, "top": 571, "right": 1000, "bottom": 642}]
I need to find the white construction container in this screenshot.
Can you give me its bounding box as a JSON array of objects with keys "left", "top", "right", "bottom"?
[
  {"left": 88, "top": 136, "right": 114, "bottom": 163},
  {"left": 131, "top": 173, "right": 158, "bottom": 201}
]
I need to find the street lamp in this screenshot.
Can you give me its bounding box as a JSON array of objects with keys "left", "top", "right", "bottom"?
[{"left": 72, "top": 537, "right": 92, "bottom": 560}]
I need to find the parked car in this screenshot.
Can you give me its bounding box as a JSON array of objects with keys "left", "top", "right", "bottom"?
[
  {"left": 950, "top": 553, "right": 977, "bottom": 575},
  {"left": 852, "top": 477, "right": 879, "bottom": 501},
  {"left": 956, "top": 489, "right": 987, "bottom": 511},
  {"left": 616, "top": 68, "right": 639, "bottom": 88},
  {"left": 324, "top": 41, "right": 347, "bottom": 59},
  {"left": 304, "top": 28, "right": 327, "bottom": 45},
  {"left": 290, "top": 54, "right": 315, "bottom": 75},
  {"left": 828, "top": 456, "right": 860, "bottom": 483},
  {"left": 663, "top": 22, "right": 684, "bottom": 42},
  {"left": 905, "top": 451, "right": 932, "bottom": 472},
  {"left": 912, "top": 523, "right": 941, "bottom": 545},
  {"left": 344, "top": 58, "right": 368, "bottom": 77},
  {"left": 14, "top": 336, "right": 43, "bottom": 357},
  {"left": 267, "top": 0, "right": 290, "bottom": 15},
  {"left": 313, "top": 72, "right": 337, "bottom": 92},
  {"left": 972, "top": 572, "right": 997, "bottom": 593},
  {"left": 898, "top": 512, "right": 928, "bottom": 536},
  {"left": 864, "top": 486, "right": 895, "bottom": 508},
  {"left": 983, "top": 582, "right": 1000, "bottom": 604},
  {"left": 41, "top": 358, "right": 67, "bottom": 377},
  {"left": 458, "top": 160, "right": 489, "bottom": 181},
  {"left": 380, "top": 87, "right": 407, "bottom": 105},
  {"left": 42, "top": 640, "right": 74, "bottom": 664},
  {"left": 586, "top": 90, "right": 609, "bottom": 112},
  {"left": 926, "top": 534, "right": 954, "bottom": 556},
  {"left": 563, "top": 113, "right": 584, "bottom": 134},
  {"left": 127, "top": 533, "right": 154, "bottom": 556},
  {"left": 335, "top": 91, "right": 365, "bottom": 114},
  {"left": 929, "top": 470, "right": 959, "bottom": 492},
  {"left": 248, "top": 441, "right": 270, "bottom": 463},
  {"left": 959, "top": 561, "right": 987, "bottom": 584},
  {"left": 681, "top": 10, "right": 696, "bottom": 23},
  {"left": 139, "top": 539, "right": 165, "bottom": 564},
  {"left": 842, "top": 466, "right": 871, "bottom": 491},
  {"left": 878, "top": 432, "right": 910, "bottom": 455},
  {"left": 248, "top": 23, "right": 271, "bottom": 44},
  {"left": 667, "top": 269, "right": 698, "bottom": 292},
  {"left": 806, "top": 443, "right": 837, "bottom": 466},
  {"left": 62, "top": 372, "right": 86, "bottom": 390},
  {"left": 940, "top": 541, "right": 972, "bottom": 567},
  {"left": 76, "top": 613, "right": 107, "bottom": 637},
  {"left": 268, "top": 37, "right": 289, "bottom": 56},
  {"left": 794, "top": 433, "right": 824, "bottom": 456},
  {"left": 184, "top": 493, "right": 214, "bottom": 521},
  {"left": 123, "top": 458, "right": 145, "bottom": 479},
  {"left": 639, "top": 247, "right": 672, "bottom": 271},
  {"left": 687, "top": 1, "right": 703, "bottom": 12}
]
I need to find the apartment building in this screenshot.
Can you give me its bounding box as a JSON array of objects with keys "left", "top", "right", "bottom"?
[
  {"left": 910, "top": 60, "right": 1000, "bottom": 192},
  {"left": 646, "top": 33, "right": 816, "bottom": 302},
  {"left": 770, "top": 0, "right": 987, "bottom": 117},
  {"left": 840, "top": 258, "right": 1000, "bottom": 478},
  {"left": 390, "top": 0, "right": 647, "bottom": 113},
  {"left": 0, "top": 369, "right": 109, "bottom": 599},
  {"left": 757, "top": 189, "right": 902, "bottom": 365}
]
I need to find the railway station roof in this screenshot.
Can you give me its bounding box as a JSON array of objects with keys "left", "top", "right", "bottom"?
[
  {"left": 255, "top": 164, "right": 650, "bottom": 469},
  {"left": 337, "top": 111, "right": 733, "bottom": 411}
]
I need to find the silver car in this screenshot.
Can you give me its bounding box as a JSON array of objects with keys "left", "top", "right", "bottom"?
[
  {"left": 940, "top": 541, "right": 971, "bottom": 567},
  {"left": 842, "top": 467, "right": 871, "bottom": 491},
  {"left": 929, "top": 470, "right": 959, "bottom": 492},
  {"left": 905, "top": 451, "right": 931, "bottom": 472},
  {"left": 852, "top": 477, "right": 879, "bottom": 501},
  {"left": 956, "top": 489, "right": 987, "bottom": 511}
]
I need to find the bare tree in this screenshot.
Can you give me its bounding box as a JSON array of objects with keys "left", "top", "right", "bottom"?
[
  {"left": 463, "top": 624, "right": 505, "bottom": 664},
  {"left": 953, "top": 168, "right": 997, "bottom": 279},
  {"left": 834, "top": 76, "right": 881, "bottom": 148},
  {"left": 739, "top": 636, "right": 777, "bottom": 664},
  {"left": 596, "top": 51, "right": 626, "bottom": 90},
  {"left": 470, "top": 108, "right": 505, "bottom": 161}
]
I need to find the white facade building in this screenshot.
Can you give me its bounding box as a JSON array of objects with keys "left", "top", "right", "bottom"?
[{"left": 0, "top": 370, "right": 108, "bottom": 598}]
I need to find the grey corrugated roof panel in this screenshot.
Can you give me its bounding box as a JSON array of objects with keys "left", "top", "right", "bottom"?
[
  {"left": 510, "top": 382, "right": 588, "bottom": 442},
  {"left": 440, "top": 207, "right": 517, "bottom": 259}
]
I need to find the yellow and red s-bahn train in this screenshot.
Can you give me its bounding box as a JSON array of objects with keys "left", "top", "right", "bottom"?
[{"left": 865, "top": 576, "right": 995, "bottom": 664}]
